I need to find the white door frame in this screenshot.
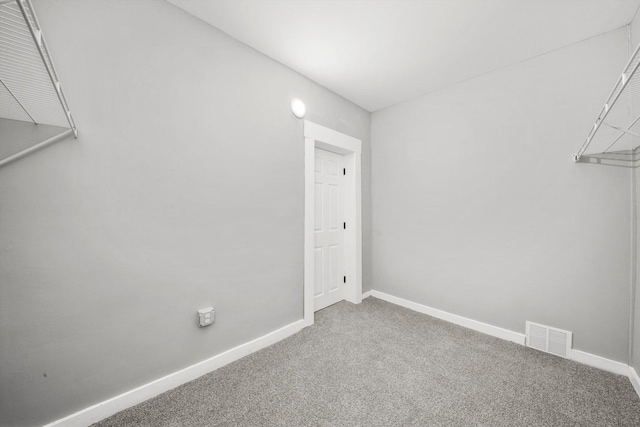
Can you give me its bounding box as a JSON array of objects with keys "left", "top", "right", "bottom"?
[{"left": 304, "top": 120, "right": 362, "bottom": 326}]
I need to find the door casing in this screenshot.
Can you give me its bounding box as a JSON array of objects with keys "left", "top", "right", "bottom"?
[{"left": 304, "top": 120, "right": 362, "bottom": 325}]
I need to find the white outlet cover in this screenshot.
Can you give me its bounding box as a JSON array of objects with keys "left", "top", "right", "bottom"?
[{"left": 197, "top": 307, "right": 215, "bottom": 327}]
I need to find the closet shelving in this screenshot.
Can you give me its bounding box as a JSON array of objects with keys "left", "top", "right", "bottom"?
[
  {"left": 574, "top": 42, "right": 640, "bottom": 167},
  {"left": 0, "top": 0, "right": 77, "bottom": 167}
]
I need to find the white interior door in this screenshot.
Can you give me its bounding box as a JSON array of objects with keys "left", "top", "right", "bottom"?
[{"left": 314, "top": 148, "right": 345, "bottom": 311}]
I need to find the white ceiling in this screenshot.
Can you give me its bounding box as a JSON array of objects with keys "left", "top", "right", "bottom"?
[{"left": 168, "top": 0, "right": 640, "bottom": 112}]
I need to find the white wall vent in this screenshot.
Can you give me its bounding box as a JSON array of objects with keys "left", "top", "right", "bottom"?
[{"left": 525, "top": 321, "right": 572, "bottom": 359}]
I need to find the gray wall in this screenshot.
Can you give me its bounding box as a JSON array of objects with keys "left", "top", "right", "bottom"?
[
  {"left": 371, "top": 27, "right": 632, "bottom": 362},
  {"left": 0, "top": 1, "right": 371, "bottom": 426}
]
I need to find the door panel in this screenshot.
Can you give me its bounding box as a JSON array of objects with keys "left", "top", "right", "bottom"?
[
  {"left": 314, "top": 183, "right": 323, "bottom": 231},
  {"left": 329, "top": 184, "right": 339, "bottom": 230},
  {"left": 314, "top": 148, "right": 345, "bottom": 311},
  {"left": 314, "top": 248, "right": 323, "bottom": 296},
  {"left": 329, "top": 244, "right": 340, "bottom": 292}
]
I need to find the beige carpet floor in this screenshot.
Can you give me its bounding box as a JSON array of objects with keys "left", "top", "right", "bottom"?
[{"left": 94, "top": 297, "right": 640, "bottom": 426}]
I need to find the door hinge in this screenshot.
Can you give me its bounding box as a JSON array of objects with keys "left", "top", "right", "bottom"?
[
  {"left": 343, "top": 276, "right": 346, "bottom": 283},
  {"left": 343, "top": 222, "right": 346, "bottom": 229}
]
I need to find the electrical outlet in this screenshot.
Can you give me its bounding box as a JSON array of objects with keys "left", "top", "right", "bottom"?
[{"left": 197, "top": 307, "right": 214, "bottom": 327}]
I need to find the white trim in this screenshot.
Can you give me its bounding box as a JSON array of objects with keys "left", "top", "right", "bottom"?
[
  {"left": 304, "top": 121, "right": 360, "bottom": 153},
  {"left": 304, "top": 120, "right": 362, "bottom": 324},
  {"left": 371, "top": 290, "right": 526, "bottom": 345},
  {"left": 41, "top": 292, "right": 640, "bottom": 426},
  {"left": 630, "top": 367, "right": 640, "bottom": 398},
  {"left": 303, "top": 136, "right": 315, "bottom": 326},
  {"left": 570, "top": 350, "right": 630, "bottom": 376},
  {"left": 370, "top": 291, "right": 639, "bottom": 378},
  {"left": 43, "top": 320, "right": 306, "bottom": 427}
]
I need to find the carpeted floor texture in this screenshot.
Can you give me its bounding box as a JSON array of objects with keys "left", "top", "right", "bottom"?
[{"left": 94, "top": 297, "right": 640, "bottom": 426}]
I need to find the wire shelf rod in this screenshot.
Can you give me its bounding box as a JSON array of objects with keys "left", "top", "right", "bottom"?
[
  {"left": 0, "top": 85, "right": 58, "bottom": 101},
  {"left": 1, "top": 53, "right": 55, "bottom": 72},
  {"left": 1, "top": 4, "right": 22, "bottom": 13},
  {"left": 1, "top": 101, "right": 70, "bottom": 113},
  {"left": 0, "top": 10, "right": 28, "bottom": 25},
  {"left": 0, "top": 15, "right": 30, "bottom": 31},
  {"left": 1, "top": 9, "right": 25, "bottom": 22},
  {"left": 23, "top": 0, "right": 72, "bottom": 109},
  {"left": 0, "top": 99, "right": 63, "bottom": 111},
  {"left": 0, "top": 107, "right": 61, "bottom": 119},
  {"left": 0, "top": 3, "right": 21, "bottom": 13},
  {"left": 0, "top": 85, "right": 64, "bottom": 102},
  {"left": 0, "top": 17, "right": 32, "bottom": 38},
  {"left": 0, "top": 57, "right": 56, "bottom": 75},
  {"left": 0, "top": 51, "right": 46, "bottom": 68},
  {"left": 0, "top": 91, "right": 61, "bottom": 106},
  {"left": 0, "top": 40, "right": 35, "bottom": 56},
  {"left": 0, "top": 27, "right": 35, "bottom": 45},
  {"left": 0, "top": 26, "right": 48, "bottom": 52},
  {"left": 577, "top": 74, "right": 640, "bottom": 158},
  {"left": 0, "top": 77, "right": 57, "bottom": 93},
  {"left": 0, "top": 128, "right": 73, "bottom": 168},
  {"left": 0, "top": 76, "right": 36, "bottom": 123},
  {"left": 0, "top": 11, "right": 24, "bottom": 23},
  {"left": 0, "top": 0, "right": 78, "bottom": 134},
  {"left": 0, "top": 12, "right": 23, "bottom": 23},
  {"left": 0, "top": 30, "right": 31, "bottom": 44},
  {"left": 0, "top": 101, "right": 62, "bottom": 111},
  {"left": 0, "top": 84, "right": 65, "bottom": 100},
  {"left": 0, "top": 51, "right": 43, "bottom": 68},
  {"left": 602, "top": 114, "right": 640, "bottom": 153},
  {"left": 0, "top": 31, "right": 40, "bottom": 50},
  {"left": 0, "top": 69, "right": 60, "bottom": 88},
  {"left": 0, "top": 95, "right": 68, "bottom": 107},
  {"left": 16, "top": 0, "right": 77, "bottom": 135},
  {"left": 575, "top": 41, "right": 640, "bottom": 159},
  {"left": 0, "top": 48, "right": 49, "bottom": 71},
  {"left": 0, "top": 73, "right": 60, "bottom": 89},
  {"left": 0, "top": 41, "right": 51, "bottom": 64},
  {"left": 602, "top": 121, "right": 640, "bottom": 138},
  {"left": 26, "top": 0, "right": 76, "bottom": 133},
  {"left": 0, "top": 60, "right": 59, "bottom": 78},
  {"left": 0, "top": 68, "right": 64, "bottom": 88}
]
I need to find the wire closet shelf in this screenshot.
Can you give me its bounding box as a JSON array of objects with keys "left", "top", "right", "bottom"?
[
  {"left": 0, "top": 0, "right": 77, "bottom": 166},
  {"left": 574, "top": 40, "right": 640, "bottom": 167}
]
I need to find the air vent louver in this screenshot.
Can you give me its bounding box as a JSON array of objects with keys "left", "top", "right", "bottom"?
[{"left": 525, "top": 321, "right": 572, "bottom": 359}]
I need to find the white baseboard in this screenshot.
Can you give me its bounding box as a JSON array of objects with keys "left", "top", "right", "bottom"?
[
  {"left": 44, "top": 320, "right": 307, "bottom": 427},
  {"left": 371, "top": 290, "right": 526, "bottom": 345},
  {"left": 369, "top": 290, "right": 639, "bottom": 388},
  {"left": 570, "top": 350, "right": 629, "bottom": 376},
  {"left": 630, "top": 367, "right": 640, "bottom": 398},
  {"left": 43, "top": 293, "right": 640, "bottom": 426}
]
